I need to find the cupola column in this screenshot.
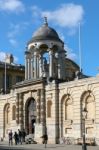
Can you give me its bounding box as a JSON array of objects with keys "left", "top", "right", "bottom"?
[
  {"left": 34, "top": 52, "right": 37, "bottom": 79},
  {"left": 25, "top": 52, "right": 29, "bottom": 80},
  {"left": 27, "top": 58, "right": 31, "bottom": 79},
  {"left": 39, "top": 54, "right": 43, "bottom": 77},
  {"left": 31, "top": 57, "right": 33, "bottom": 79},
  {"left": 37, "top": 55, "right": 39, "bottom": 78},
  {"left": 49, "top": 50, "right": 53, "bottom": 78}
]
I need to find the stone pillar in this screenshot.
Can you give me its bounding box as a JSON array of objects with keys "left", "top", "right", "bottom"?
[
  {"left": 25, "top": 58, "right": 28, "bottom": 80},
  {"left": 16, "top": 94, "right": 19, "bottom": 124},
  {"left": 19, "top": 93, "right": 23, "bottom": 129},
  {"left": 36, "top": 89, "right": 40, "bottom": 123},
  {"left": 31, "top": 58, "right": 33, "bottom": 79},
  {"left": 49, "top": 50, "right": 53, "bottom": 77},
  {"left": 34, "top": 52, "right": 37, "bottom": 79},
  {"left": 41, "top": 88, "right": 46, "bottom": 134},
  {"left": 27, "top": 58, "right": 31, "bottom": 79},
  {"left": 29, "top": 58, "right": 31, "bottom": 79},
  {"left": 39, "top": 55, "right": 43, "bottom": 77},
  {"left": 37, "top": 56, "right": 39, "bottom": 78}
]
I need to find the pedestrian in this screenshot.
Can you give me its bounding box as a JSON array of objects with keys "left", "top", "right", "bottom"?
[
  {"left": 41, "top": 134, "right": 48, "bottom": 148},
  {"left": 14, "top": 132, "right": 18, "bottom": 145},
  {"left": 22, "top": 129, "right": 26, "bottom": 142},
  {"left": 8, "top": 130, "right": 13, "bottom": 146},
  {"left": 18, "top": 129, "right": 22, "bottom": 144}
]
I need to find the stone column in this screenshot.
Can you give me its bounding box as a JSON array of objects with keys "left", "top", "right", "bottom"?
[
  {"left": 27, "top": 58, "right": 31, "bottom": 79},
  {"left": 39, "top": 55, "right": 43, "bottom": 77},
  {"left": 31, "top": 58, "right": 33, "bottom": 79},
  {"left": 29, "top": 58, "right": 31, "bottom": 79},
  {"left": 41, "top": 88, "right": 46, "bottom": 134},
  {"left": 25, "top": 58, "right": 28, "bottom": 80},
  {"left": 19, "top": 93, "right": 23, "bottom": 129},
  {"left": 37, "top": 56, "right": 39, "bottom": 78},
  {"left": 16, "top": 94, "right": 19, "bottom": 124},
  {"left": 58, "top": 53, "right": 61, "bottom": 79},
  {"left": 34, "top": 52, "right": 37, "bottom": 79},
  {"left": 36, "top": 89, "right": 40, "bottom": 123},
  {"left": 49, "top": 50, "right": 53, "bottom": 77}
]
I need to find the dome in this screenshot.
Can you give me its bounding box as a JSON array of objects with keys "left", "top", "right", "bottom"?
[{"left": 28, "top": 22, "right": 63, "bottom": 44}]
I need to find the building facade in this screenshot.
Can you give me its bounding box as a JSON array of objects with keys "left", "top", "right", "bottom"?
[
  {"left": 0, "top": 54, "right": 25, "bottom": 94},
  {"left": 0, "top": 20, "right": 99, "bottom": 145}
]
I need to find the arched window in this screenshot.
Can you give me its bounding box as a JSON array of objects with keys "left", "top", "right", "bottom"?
[
  {"left": 65, "top": 98, "right": 73, "bottom": 120},
  {"left": 86, "top": 95, "right": 95, "bottom": 119},
  {"left": 4, "top": 104, "right": 10, "bottom": 125},
  {"left": 12, "top": 105, "right": 16, "bottom": 120},
  {"left": 47, "top": 100, "right": 52, "bottom": 118}
]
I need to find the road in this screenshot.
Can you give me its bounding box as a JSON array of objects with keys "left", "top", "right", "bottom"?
[{"left": 0, "top": 142, "right": 99, "bottom": 150}]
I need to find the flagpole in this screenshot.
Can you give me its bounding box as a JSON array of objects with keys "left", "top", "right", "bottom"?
[
  {"left": 5, "top": 54, "right": 6, "bottom": 94},
  {"left": 79, "top": 22, "right": 82, "bottom": 72}
]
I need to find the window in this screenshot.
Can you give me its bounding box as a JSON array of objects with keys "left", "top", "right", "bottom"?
[
  {"left": 65, "top": 98, "right": 73, "bottom": 120},
  {"left": 47, "top": 100, "right": 52, "bottom": 118},
  {"left": 5, "top": 104, "right": 10, "bottom": 125},
  {"left": 12, "top": 105, "right": 16, "bottom": 120},
  {"left": 86, "top": 96, "right": 95, "bottom": 119}
]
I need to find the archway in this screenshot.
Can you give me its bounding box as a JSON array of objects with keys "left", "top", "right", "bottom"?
[
  {"left": 3, "top": 103, "right": 10, "bottom": 137},
  {"left": 80, "top": 91, "right": 95, "bottom": 137},
  {"left": 25, "top": 98, "right": 36, "bottom": 135},
  {"left": 61, "top": 94, "right": 73, "bottom": 137}
]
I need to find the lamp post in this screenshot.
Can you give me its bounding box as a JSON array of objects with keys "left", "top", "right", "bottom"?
[{"left": 82, "top": 107, "right": 88, "bottom": 150}]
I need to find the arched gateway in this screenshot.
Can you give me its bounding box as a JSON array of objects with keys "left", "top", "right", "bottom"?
[{"left": 25, "top": 98, "right": 36, "bottom": 134}]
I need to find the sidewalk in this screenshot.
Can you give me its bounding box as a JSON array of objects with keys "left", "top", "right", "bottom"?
[{"left": 0, "top": 140, "right": 99, "bottom": 150}]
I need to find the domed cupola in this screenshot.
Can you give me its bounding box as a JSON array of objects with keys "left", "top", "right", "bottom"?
[
  {"left": 25, "top": 18, "right": 66, "bottom": 81},
  {"left": 28, "top": 18, "right": 63, "bottom": 44}
]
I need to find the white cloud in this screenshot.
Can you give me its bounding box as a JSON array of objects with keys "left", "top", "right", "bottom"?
[
  {"left": 0, "top": 0, "right": 25, "bottom": 12},
  {"left": 41, "top": 3, "right": 84, "bottom": 28},
  {"left": 0, "top": 52, "right": 6, "bottom": 61},
  {"left": 0, "top": 51, "right": 18, "bottom": 62},
  {"left": 31, "top": 3, "right": 84, "bottom": 29}
]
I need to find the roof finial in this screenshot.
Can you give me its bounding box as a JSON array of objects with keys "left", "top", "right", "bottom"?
[{"left": 44, "top": 16, "right": 48, "bottom": 26}]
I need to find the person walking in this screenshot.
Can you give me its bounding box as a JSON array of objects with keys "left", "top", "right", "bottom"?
[
  {"left": 14, "top": 132, "right": 18, "bottom": 145},
  {"left": 8, "top": 130, "right": 13, "bottom": 146},
  {"left": 18, "top": 129, "right": 22, "bottom": 144},
  {"left": 22, "top": 129, "right": 26, "bottom": 142},
  {"left": 41, "top": 134, "right": 48, "bottom": 148}
]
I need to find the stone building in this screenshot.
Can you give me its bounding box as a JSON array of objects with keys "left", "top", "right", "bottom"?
[
  {"left": 0, "top": 19, "right": 99, "bottom": 145},
  {"left": 0, "top": 54, "right": 25, "bottom": 94}
]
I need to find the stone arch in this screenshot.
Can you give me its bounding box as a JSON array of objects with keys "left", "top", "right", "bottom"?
[
  {"left": 61, "top": 94, "right": 73, "bottom": 137},
  {"left": 61, "top": 94, "right": 73, "bottom": 120},
  {"left": 39, "top": 44, "right": 48, "bottom": 51},
  {"left": 80, "top": 90, "right": 95, "bottom": 137},
  {"left": 25, "top": 97, "right": 36, "bottom": 135},
  {"left": 12, "top": 105, "right": 16, "bottom": 120},
  {"left": 3, "top": 103, "right": 10, "bottom": 137},
  {"left": 47, "top": 100, "right": 52, "bottom": 118},
  {"left": 81, "top": 90, "right": 95, "bottom": 119}
]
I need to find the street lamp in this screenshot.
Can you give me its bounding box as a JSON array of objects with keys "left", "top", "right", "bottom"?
[{"left": 82, "top": 107, "right": 88, "bottom": 150}]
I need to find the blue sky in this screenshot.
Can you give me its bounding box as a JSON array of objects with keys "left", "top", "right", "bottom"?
[{"left": 0, "top": 0, "right": 99, "bottom": 76}]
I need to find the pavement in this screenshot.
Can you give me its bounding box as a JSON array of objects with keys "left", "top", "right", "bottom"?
[{"left": 0, "top": 140, "right": 99, "bottom": 150}]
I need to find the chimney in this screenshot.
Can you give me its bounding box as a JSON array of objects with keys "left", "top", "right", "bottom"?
[{"left": 5, "top": 54, "right": 14, "bottom": 64}]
